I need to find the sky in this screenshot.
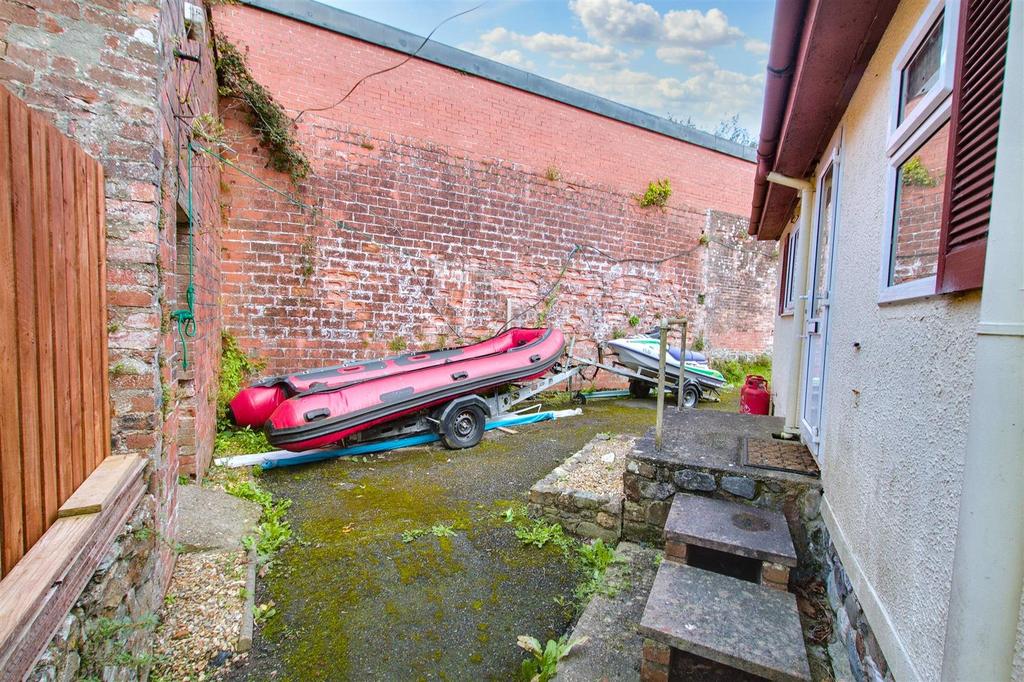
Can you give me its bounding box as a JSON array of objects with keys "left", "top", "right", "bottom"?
[{"left": 317, "top": 0, "right": 776, "bottom": 135}]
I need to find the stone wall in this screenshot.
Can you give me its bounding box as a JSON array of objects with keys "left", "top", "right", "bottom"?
[
  {"left": 1, "top": 0, "right": 222, "bottom": 676},
  {"left": 28, "top": 497, "right": 165, "bottom": 682},
  {"left": 622, "top": 437, "right": 824, "bottom": 584},
  {"left": 213, "top": 4, "right": 777, "bottom": 378},
  {"left": 823, "top": 540, "right": 896, "bottom": 682}
]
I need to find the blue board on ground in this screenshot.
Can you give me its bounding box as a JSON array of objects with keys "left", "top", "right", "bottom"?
[{"left": 259, "top": 410, "right": 568, "bottom": 470}]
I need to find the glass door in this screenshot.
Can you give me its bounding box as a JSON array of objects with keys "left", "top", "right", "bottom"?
[{"left": 801, "top": 152, "right": 840, "bottom": 455}]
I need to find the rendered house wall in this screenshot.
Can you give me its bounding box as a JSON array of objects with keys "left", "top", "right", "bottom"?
[
  {"left": 213, "top": 4, "right": 777, "bottom": 376},
  {"left": 768, "top": 0, "right": 984, "bottom": 678}
]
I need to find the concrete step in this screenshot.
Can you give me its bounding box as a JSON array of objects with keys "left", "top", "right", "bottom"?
[
  {"left": 639, "top": 561, "right": 811, "bottom": 682},
  {"left": 663, "top": 492, "right": 797, "bottom": 591}
]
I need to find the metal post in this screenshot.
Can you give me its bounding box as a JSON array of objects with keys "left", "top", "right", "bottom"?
[
  {"left": 677, "top": 320, "right": 687, "bottom": 410},
  {"left": 655, "top": 319, "right": 668, "bottom": 449}
]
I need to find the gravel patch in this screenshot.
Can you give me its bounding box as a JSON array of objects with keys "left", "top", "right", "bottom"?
[
  {"left": 153, "top": 550, "right": 250, "bottom": 681},
  {"left": 554, "top": 434, "right": 635, "bottom": 496}
]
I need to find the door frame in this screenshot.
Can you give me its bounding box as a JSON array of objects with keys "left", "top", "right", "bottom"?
[{"left": 800, "top": 130, "right": 843, "bottom": 458}]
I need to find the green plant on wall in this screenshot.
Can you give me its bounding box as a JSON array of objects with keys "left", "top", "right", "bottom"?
[
  {"left": 218, "top": 331, "right": 266, "bottom": 429},
  {"left": 901, "top": 156, "right": 939, "bottom": 187},
  {"left": 214, "top": 37, "right": 311, "bottom": 181},
  {"left": 637, "top": 179, "right": 672, "bottom": 207}
]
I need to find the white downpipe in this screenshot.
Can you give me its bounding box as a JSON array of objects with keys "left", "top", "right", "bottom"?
[
  {"left": 767, "top": 171, "right": 814, "bottom": 433},
  {"left": 941, "top": 2, "right": 1024, "bottom": 678}
]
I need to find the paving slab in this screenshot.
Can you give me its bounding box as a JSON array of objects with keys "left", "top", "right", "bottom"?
[
  {"left": 176, "top": 484, "right": 261, "bottom": 552},
  {"left": 639, "top": 561, "right": 811, "bottom": 682},
  {"left": 559, "top": 542, "right": 661, "bottom": 682},
  {"left": 665, "top": 493, "right": 797, "bottom": 566}
]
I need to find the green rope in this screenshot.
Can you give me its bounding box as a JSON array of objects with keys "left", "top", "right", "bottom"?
[{"left": 171, "top": 142, "right": 197, "bottom": 368}]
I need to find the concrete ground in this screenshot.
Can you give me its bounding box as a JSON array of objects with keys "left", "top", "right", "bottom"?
[
  {"left": 558, "top": 542, "right": 662, "bottom": 682},
  {"left": 176, "top": 483, "right": 262, "bottom": 552}
]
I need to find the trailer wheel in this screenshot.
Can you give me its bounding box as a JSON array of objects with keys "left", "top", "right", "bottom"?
[
  {"left": 628, "top": 380, "right": 651, "bottom": 399},
  {"left": 682, "top": 384, "right": 700, "bottom": 409},
  {"left": 440, "top": 403, "right": 486, "bottom": 449}
]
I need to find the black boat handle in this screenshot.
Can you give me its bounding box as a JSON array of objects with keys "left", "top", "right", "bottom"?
[
  {"left": 529, "top": 354, "right": 542, "bottom": 363},
  {"left": 304, "top": 408, "right": 330, "bottom": 422},
  {"left": 451, "top": 371, "right": 469, "bottom": 380}
]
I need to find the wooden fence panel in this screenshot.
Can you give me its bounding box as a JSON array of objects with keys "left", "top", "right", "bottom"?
[{"left": 0, "top": 86, "right": 110, "bottom": 577}]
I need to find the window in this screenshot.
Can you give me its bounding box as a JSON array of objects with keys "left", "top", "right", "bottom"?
[
  {"left": 881, "top": 0, "right": 1011, "bottom": 300},
  {"left": 887, "top": 0, "right": 959, "bottom": 154},
  {"left": 880, "top": 0, "right": 959, "bottom": 301},
  {"left": 779, "top": 228, "right": 799, "bottom": 315}
]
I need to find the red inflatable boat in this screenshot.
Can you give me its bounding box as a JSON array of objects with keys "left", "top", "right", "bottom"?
[
  {"left": 228, "top": 328, "right": 558, "bottom": 428},
  {"left": 265, "top": 328, "right": 565, "bottom": 451}
]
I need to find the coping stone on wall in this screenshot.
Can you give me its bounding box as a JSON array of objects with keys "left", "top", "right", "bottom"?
[{"left": 239, "top": 0, "right": 757, "bottom": 163}]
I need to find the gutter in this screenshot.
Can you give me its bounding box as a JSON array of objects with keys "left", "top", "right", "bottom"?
[
  {"left": 941, "top": 2, "right": 1024, "bottom": 677},
  {"left": 749, "top": 0, "right": 808, "bottom": 236}
]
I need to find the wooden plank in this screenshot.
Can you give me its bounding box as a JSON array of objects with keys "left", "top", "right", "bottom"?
[
  {"left": 29, "top": 115, "right": 59, "bottom": 527},
  {"left": 73, "top": 147, "right": 96, "bottom": 476},
  {"left": 85, "top": 160, "right": 106, "bottom": 467},
  {"left": 0, "top": 88, "right": 25, "bottom": 577},
  {"left": 8, "top": 93, "right": 44, "bottom": 556},
  {"left": 56, "top": 455, "right": 145, "bottom": 518},
  {"left": 47, "top": 127, "right": 74, "bottom": 505},
  {"left": 0, "top": 464, "right": 145, "bottom": 680},
  {"left": 61, "top": 139, "right": 85, "bottom": 493},
  {"left": 96, "top": 163, "right": 111, "bottom": 458}
]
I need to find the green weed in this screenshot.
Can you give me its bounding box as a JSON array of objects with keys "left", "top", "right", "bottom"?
[
  {"left": 516, "top": 634, "right": 588, "bottom": 682},
  {"left": 638, "top": 178, "right": 672, "bottom": 207}
]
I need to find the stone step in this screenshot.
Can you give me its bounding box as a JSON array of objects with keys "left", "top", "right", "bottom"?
[
  {"left": 663, "top": 493, "right": 797, "bottom": 591},
  {"left": 639, "top": 561, "right": 811, "bottom": 682}
]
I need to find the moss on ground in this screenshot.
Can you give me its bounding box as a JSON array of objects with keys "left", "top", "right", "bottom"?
[{"left": 229, "top": 400, "right": 656, "bottom": 681}]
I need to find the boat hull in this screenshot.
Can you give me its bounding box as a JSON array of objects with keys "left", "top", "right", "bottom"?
[
  {"left": 229, "top": 328, "right": 550, "bottom": 428},
  {"left": 605, "top": 338, "right": 726, "bottom": 389},
  {"left": 266, "top": 328, "right": 566, "bottom": 451}
]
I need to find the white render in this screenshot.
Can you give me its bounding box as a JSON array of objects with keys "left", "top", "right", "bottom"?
[{"left": 763, "top": 0, "right": 1021, "bottom": 678}]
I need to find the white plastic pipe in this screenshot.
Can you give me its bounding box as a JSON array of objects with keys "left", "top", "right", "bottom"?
[
  {"left": 941, "top": 2, "right": 1024, "bottom": 678},
  {"left": 766, "top": 172, "right": 815, "bottom": 433}
]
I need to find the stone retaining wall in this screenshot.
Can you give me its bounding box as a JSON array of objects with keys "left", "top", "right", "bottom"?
[
  {"left": 622, "top": 447, "right": 824, "bottom": 583},
  {"left": 528, "top": 437, "right": 633, "bottom": 543},
  {"left": 29, "top": 496, "right": 165, "bottom": 682}
]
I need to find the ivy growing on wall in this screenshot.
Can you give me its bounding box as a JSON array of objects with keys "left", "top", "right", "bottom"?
[{"left": 214, "top": 37, "right": 311, "bottom": 181}]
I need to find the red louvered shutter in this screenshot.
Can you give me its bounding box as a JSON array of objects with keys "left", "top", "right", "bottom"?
[{"left": 936, "top": 0, "right": 1012, "bottom": 293}]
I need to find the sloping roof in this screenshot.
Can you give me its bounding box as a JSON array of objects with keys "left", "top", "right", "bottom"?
[
  {"left": 749, "top": 0, "right": 900, "bottom": 239},
  {"left": 239, "top": 0, "right": 756, "bottom": 162}
]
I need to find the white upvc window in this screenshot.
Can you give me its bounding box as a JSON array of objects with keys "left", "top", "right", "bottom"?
[
  {"left": 879, "top": 0, "right": 959, "bottom": 303},
  {"left": 780, "top": 228, "right": 799, "bottom": 315}
]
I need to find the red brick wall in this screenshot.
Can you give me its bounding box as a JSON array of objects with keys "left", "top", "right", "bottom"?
[
  {"left": 213, "top": 5, "right": 774, "bottom": 376},
  {"left": 892, "top": 121, "right": 949, "bottom": 284}
]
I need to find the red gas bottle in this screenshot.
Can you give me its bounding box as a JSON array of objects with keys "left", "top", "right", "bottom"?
[{"left": 739, "top": 375, "right": 771, "bottom": 415}]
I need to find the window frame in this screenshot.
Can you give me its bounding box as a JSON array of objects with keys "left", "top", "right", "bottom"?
[
  {"left": 879, "top": 98, "right": 952, "bottom": 303},
  {"left": 886, "top": 0, "right": 959, "bottom": 155},
  {"left": 779, "top": 227, "right": 799, "bottom": 316}
]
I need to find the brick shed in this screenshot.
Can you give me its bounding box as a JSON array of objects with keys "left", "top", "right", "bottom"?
[{"left": 214, "top": 0, "right": 777, "bottom": 377}]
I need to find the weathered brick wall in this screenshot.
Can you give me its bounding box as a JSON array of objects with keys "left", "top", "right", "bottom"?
[
  {"left": 214, "top": 5, "right": 776, "bottom": 376},
  {"left": 892, "top": 122, "right": 948, "bottom": 285},
  {"left": 1, "top": 0, "right": 221, "bottom": 675},
  {"left": 702, "top": 210, "right": 778, "bottom": 358}
]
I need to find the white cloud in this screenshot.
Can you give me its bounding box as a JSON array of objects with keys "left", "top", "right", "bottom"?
[
  {"left": 570, "top": 0, "right": 745, "bottom": 48},
  {"left": 471, "top": 42, "right": 537, "bottom": 71},
  {"left": 558, "top": 62, "right": 764, "bottom": 132},
  {"left": 662, "top": 8, "right": 742, "bottom": 47},
  {"left": 655, "top": 46, "right": 710, "bottom": 65},
  {"left": 569, "top": 0, "right": 662, "bottom": 43},
  {"left": 744, "top": 38, "right": 770, "bottom": 56},
  {"left": 479, "top": 26, "right": 628, "bottom": 64}
]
